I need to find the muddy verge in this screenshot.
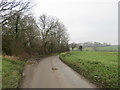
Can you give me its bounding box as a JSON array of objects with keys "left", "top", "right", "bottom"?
[{"left": 19, "top": 58, "right": 41, "bottom": 88}]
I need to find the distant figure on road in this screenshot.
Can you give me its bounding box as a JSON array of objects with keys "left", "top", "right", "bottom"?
[{"left": 79, "top": 45, "right": 83, "bottom": 51}]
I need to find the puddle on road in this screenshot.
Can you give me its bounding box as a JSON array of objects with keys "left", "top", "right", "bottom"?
[{"left": 52, "top": 67, "right": 58, "bottom": 70}]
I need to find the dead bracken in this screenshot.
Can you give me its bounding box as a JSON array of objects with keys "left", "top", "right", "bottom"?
[{"left": 27, "top": 62, "right": 36, "bottom": 64}]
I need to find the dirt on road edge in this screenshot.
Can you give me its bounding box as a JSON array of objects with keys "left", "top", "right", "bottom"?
[{"left": 19, "top": 58, "right": 41, "bottom": 88}]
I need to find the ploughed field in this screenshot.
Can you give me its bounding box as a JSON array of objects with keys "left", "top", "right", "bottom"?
[{"left": 60, "top": 51, "right": 118, "bottom": 88}]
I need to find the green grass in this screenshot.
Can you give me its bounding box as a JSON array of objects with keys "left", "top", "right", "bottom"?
[
  {"left": 60, "top": 51, "right": 118, "bottom": 88},
  {"left": 83, "top": 47, "right": 94, "bottom": 51},
  {"left": 2, "top": 57, "right": 25, "bottom": 88}
]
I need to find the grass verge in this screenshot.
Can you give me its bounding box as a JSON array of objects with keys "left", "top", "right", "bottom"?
[
  {"left": 0, "top": 56, "right": 2, "bottom": 89},
  {"left": 59, "top": 51, "right": 118, "bottom": 88},
  {"left": 2, "top": 57, "right": 25, "bottom": 88}
]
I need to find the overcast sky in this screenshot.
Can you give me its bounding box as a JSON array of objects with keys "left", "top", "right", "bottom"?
[{"left": 31, "top": 0, "right": 118, "bottom": 45}]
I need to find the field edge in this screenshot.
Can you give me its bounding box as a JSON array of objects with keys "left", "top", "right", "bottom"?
[{"left": 59, "top": 51, "right": 118, "bottom": 88}]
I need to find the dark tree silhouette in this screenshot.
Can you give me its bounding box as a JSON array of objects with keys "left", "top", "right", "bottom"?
[{"left": 79, "top": 45, "right": 83, "bottom": 51}]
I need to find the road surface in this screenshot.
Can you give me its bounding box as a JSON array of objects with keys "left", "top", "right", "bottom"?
[{"left": 20, "top": 56, "right": 97, "bottom": 88}]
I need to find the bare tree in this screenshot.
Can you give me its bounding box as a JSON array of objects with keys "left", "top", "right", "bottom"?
[
  {"left": 38, "top": 14, "right": 58, "bottom": 54},
  {"left": 38, "top": 14, "right": 69, "bottom": 54},
  {"left": 0, "top": 0, "right": 31, "bottom": 25},
  {"left": 70, "top": 43, "right": 76, "bottom": 50}
]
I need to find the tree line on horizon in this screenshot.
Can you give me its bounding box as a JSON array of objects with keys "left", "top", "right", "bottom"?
[{"left": 1, "top": 0, "right": 69, "bottom": 59}]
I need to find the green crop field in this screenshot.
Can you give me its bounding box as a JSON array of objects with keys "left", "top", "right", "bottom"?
[
  {"left": 97, "top": 46, "right": 118, "bottom": 51},
  {"left": 2, "top": 57, "right": 25, "bottom": 88},
  {"left": 72, "top": 45, "right": 118, "bottom": 52},
  {"left": 83, "top": 46, "right": 118, "bottom": 52},
  {"left": 60, "top": 51, "right": 118, "bottom": 88}
]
